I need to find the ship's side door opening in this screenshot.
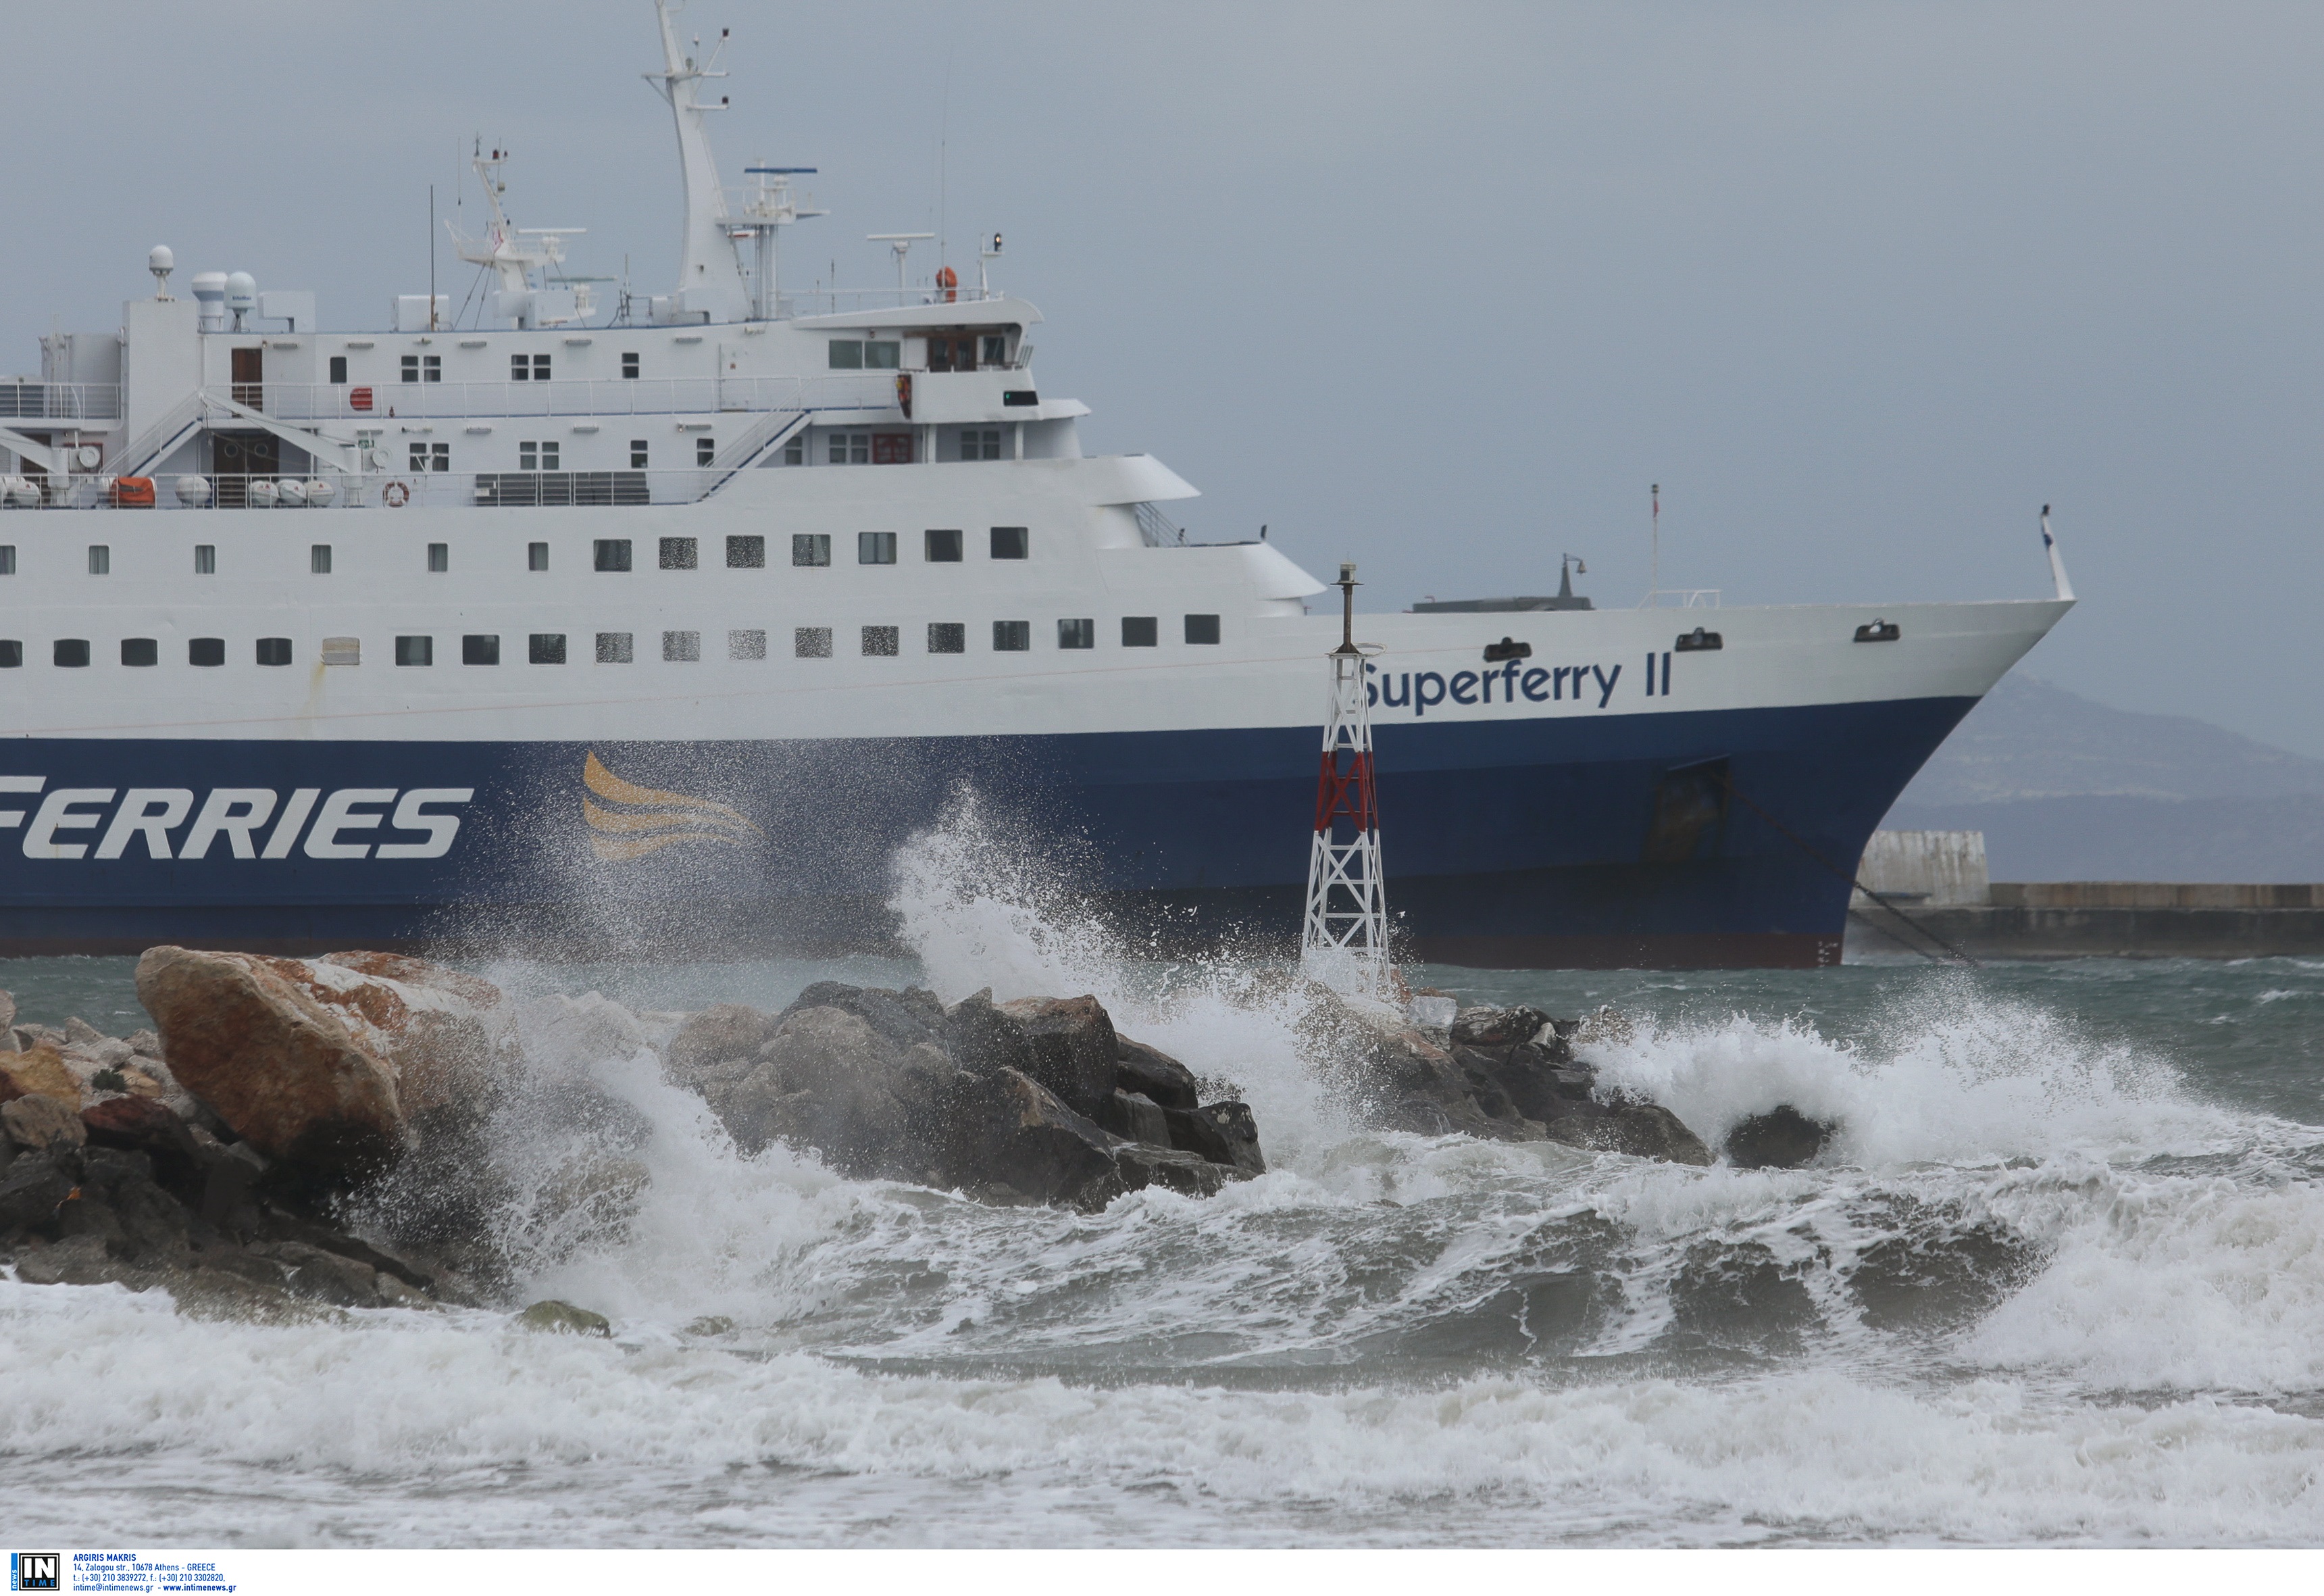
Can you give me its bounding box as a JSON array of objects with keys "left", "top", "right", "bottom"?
[{"left": 1642, "top": 757, "right": 1729, "bottom": 864}]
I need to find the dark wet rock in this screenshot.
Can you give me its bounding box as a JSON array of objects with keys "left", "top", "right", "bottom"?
[
  {"left": 943, "top": 1068, "right": 1123, "bottom": 1209},
  {"left": 0, "top": 1151, "right": 78, "bottom": 1235},
  {"left": 1109, "top": 1141, "right": 1235, "bottom": 1201},
  {"left": 517, "top": 1299, "right": 613, "bottom": 1337},
  {"left": 1097, "top": 1089, "right": 1173, "bottom": 1147},
  {"left": 1544, "top": 1099, "right": 1715, "bottom": 1166},
  {"left": 1113, "top": 1037, "right": 1201, "bottom": 1110},
  {"left": 1723, "top": 1105, "right": 1834, "bottom": 1170},
  {"left": 1163, "top": 1101, "right": 1267, "bottom": 1177},
  {"left": 659, "top": 984, "right": 1263, "bottom": 1210},
  {"left": 998, "top": 996, "right": 1119, "bottom": 1120},
  {"left": 940, "top": 989, "right": 1035, "bottom": 1078},
  {"left": 1451, "top": 1005, "right": 1556, "bottom": 1049}
]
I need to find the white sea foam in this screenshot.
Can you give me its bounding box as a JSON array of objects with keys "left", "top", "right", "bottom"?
[{"left": 6, "top": 822, "right": 2323, "bottom": 1545}]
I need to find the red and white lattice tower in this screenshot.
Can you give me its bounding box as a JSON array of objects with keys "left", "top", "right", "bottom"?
[{"left": 1300, "top": 562, "right": 1393, "bottom": 999}]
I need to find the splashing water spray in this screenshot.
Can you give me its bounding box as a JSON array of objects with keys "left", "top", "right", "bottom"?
[{"left": 1300, "top": 562, "right": 1394, "bottom": 1001}]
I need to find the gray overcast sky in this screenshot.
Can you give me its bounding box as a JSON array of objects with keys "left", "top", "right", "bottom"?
[{"left": 5, "top": 3, "right": 2319, "bottom": 749}]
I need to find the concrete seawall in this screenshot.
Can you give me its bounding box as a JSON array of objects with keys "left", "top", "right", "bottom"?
[{"left": 1848, "top": 832, "right": 2324, "bottom": 959}]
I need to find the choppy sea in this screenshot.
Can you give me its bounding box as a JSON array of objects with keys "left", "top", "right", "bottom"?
[{"left": 5, "top": 846, "right": 2323, "bottom": 1547}]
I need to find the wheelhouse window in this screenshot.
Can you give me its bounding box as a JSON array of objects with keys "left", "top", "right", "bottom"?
[
  {"left": 992, "top": 620, "right": 1030, "bottom": 652},
  {"left": 530, "top": 633, "right": 566, "bottom": 664},
  {"left": 726, "top": 535, "right": 764, "bottom": 568},
  {"left": 782, "top": 435, "right": 805, "bottom": 465},
  {"left": 395, "top": 636, "right": 434, "bottom": 667},
  {"left": 990, "top": 526, "right": 1028, "bottom": 559},
  {"left": 188, "top": 638, "right": 224, "bottom": 667},
  {"left": 659, "top": 537, "right": 698, "bottom": 570},
  {"left": 981, "top": 334, "right": 1007, "bottom": 366},
  {"left": 794, "top": 626, "right": 832, "bottom": 659},
  {"left": 858, "top": 531, "right": 896, "bottom": 566},
  {"left": 792, "top": 534, "right": 830, "bottom": 567},
  {"left": 871, "top": 432, "right": 912, "bottom": 465},
  {"left": 827, "top": 339, "right": 900, "bottom": 370},
  {"left": 827, "top": 431, "right": 869, "bottom": 465},
  {"left": 957, "top": 428, "right": 1002, "bottom": 461},
  {"left": 928, "top": 623, "right": 965, "bottom": 654},
  {"left": 1122, "top": 616, "right": 1158, "bottom": 647}
]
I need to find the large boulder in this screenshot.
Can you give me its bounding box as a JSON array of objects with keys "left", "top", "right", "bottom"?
[
  {"left": 4, "top": 1093, "right": 86, "bottom": 1153},
  {"left": 1114, "top": 1037, "right": 1201, "bottom": 1110},
  {"left": 999, "top": 997, "right": 1119, "bottom": 1119},
  {"left": 133, "top": 945, "right": 511, "bottom": 1176},
  {"left": 1723, "top": 1105, "right": 1834, "bottom": 1170},
  {"left": 1544, "top": 1099, "right": 1715, "bottom": 1166}
]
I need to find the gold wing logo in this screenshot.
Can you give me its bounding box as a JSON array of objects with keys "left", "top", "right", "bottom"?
[{"left": 581, "top": 751, "right": 764, "bottom": 861}]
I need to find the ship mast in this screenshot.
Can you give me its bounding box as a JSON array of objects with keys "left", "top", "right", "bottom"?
[{"left": 645, "top": 0, "right": 751, "bottom": 324}]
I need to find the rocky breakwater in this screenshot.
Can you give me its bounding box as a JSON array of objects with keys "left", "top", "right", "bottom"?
[
  {"left": 0, "top": 949, "right": 507, "bottom": 1316},
  {"left": 660, "top": 982, "right": 1264, "bottom": 1210},
  {"left": 1307, "top": 994, "right": 1834, "bottom": 1168}
]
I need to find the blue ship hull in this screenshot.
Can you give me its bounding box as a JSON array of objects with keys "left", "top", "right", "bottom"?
[{"left": 0, "top": 692, "right": 1971, "bottom": 967}]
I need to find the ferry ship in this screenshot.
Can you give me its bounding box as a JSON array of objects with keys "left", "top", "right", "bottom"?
[{"left": 0, "top": 4, "right": 2070, "bottom": 968}]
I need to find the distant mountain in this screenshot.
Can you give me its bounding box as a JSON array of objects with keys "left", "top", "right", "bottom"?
[
  {"left": 1882, "top": 674, "right": 2324, "bottom": 882},
  {"left": 1894, "top": 673, "right": 2324, "bottom": 806}
]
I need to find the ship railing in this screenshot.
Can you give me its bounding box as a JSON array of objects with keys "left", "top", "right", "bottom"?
[
  {"left": 774, "top": 286, "right": 1011, "bottom": 318},
  {"left": 0, "top": 381, "right": 122, "bottom": 421},
  {"left": 242, "top": 372, "right": 899, "bottom": 422},
  {"left": 0, "top": 468, "right": 767, "bottom": 511},
  {"left": 1642, "top": 589, "right": 1723, "bottom": 608}
]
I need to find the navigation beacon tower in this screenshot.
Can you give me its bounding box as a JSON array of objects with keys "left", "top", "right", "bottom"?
[{"left": 1300, "top": 563, "right": 1394, "bottom": 999}]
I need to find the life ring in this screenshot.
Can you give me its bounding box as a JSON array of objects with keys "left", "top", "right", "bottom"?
[
  {"left": 935, "top": 264, "right": 957, "bottom": 303},
  {"left": 382, "top": 480, "right": 411, "bottom": 507},
  {"left": 895, "top": 372, "right": 912, "bottom": 419}
]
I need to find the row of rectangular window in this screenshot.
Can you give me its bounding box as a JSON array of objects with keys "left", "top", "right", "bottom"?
[
  {"left": 384, "top": 353, "right": 648, "bottom": 384},
  {"left": 2, "top": 528, "right": 1031, "bottom": 579},
  {"left": 0, "top": 617, "right": 1223, "bottom": 671}
]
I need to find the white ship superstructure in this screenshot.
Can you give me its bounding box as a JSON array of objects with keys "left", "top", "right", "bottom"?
[{"left": 0, "top": 3, "right": 2069, "bottom": 968}]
